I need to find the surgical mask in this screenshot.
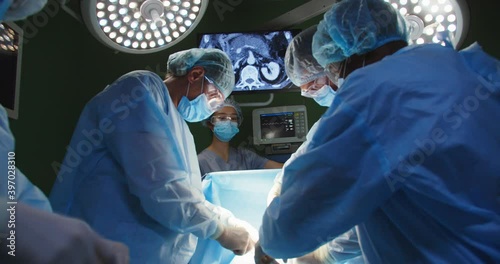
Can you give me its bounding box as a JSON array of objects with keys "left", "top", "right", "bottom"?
[
  {"left": 213, "top": 121, "right": 239, "bottom": 142},
  {"left": 178, "top": 79, "right": 215, "bottom": 122},
  {"left": 312, "top": 85, "right": 337, "bottom": 107}
]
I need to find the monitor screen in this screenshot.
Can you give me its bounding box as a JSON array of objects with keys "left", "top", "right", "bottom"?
[
  {"left": 198, "top": 29, "right": 300, "bottom": 94},
  {"left": 252, "top": 105, "right": 308, "bottom": 145},
  {"left": 0, "top": 22, "right": 22, "bottom": 119},
  {"left": 260, "top": 112, "right": 296, "bottom": 140}
]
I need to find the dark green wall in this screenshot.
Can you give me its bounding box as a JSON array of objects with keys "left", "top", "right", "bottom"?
[{"left": 7, "top": 0, "right": 499, "bottom": 196}]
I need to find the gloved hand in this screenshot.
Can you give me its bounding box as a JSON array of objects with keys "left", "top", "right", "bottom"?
[
  {"left": 227, "top": 217, "right": 259, "bottom": 242},
  {"left": 289, "top": 244, "right": 332, "bottom": 264},
  {"left": 214, "top": 225, "right": 255, "bottom": 255},
  {"left": 0, "top": 202, "right": 129, "bottom": 264},
  {"left": 254, "top": 241, "right": 279, "bottom": 264}
]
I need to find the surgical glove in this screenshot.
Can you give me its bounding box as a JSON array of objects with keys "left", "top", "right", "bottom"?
[
  {"left": 215, "top": 225, "right": 255, "bottom": 255},
  {"left": 227, "top": 217, "right": 259, "bottom": 242},
  {"left": 254, "top": 241, "right": 279, "bottom": 264},
  {"left": 290, "top": 244, "right": 333, "bottom": 264},
  {"left": 204, "top": 200, "right": 235, "bottom": 226},
  {"left": 1, "top": 202, "right": 130, "bottom": 264}
]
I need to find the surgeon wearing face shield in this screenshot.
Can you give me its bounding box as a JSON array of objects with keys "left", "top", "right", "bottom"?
[
  {"left": 258, "top": 0, "right": 500, "bottom": 263},
  {"left": 255, "top": 25, "right": 364, "bottom": 264},
  {"left": 285, "top": 26, "right": 338, "bottom": 108},
  {"left": 49, "top": 48, "right": 256, "bottom": 263},
  {"left": 198, "top": 99, "right": 283, "bottom": 177}
]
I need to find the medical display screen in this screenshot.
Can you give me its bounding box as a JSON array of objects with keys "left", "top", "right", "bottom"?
[
  {"left": 198, "top": 30, "right": 300, "bottom": 93},
  {"left": 0, "top": 22, "right": 22, "bottom": 119},
  {"left": 260, "top": 112, "right": 296, "bottom": 140},
  {"left": 252, "top": 105, "right": 308, "bottom": 145}
]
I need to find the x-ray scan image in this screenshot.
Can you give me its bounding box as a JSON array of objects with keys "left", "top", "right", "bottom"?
[{"left": 199, "top": 31, "right": 296, "bottom": 92}]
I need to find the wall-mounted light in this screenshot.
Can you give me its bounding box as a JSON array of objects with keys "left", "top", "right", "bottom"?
[
  {"left": 384, "top": 0, "right": 469, "bottom": 48},
  {"left": 0, "top": 23, "right": 19, "bottom": 53},
  {"left": 0, "top": 22, "right": 23, "bottom": 119},
  {"left": 81, "top": 0, "right": 208, "bottom": 54}
]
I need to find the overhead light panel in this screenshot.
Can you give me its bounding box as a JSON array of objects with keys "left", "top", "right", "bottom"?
[
  {"left": 0, "top": 23, "right": 19, "bottom": 53},
  {"left": 81, "top": 0, "right": 208, "bottom": 54},
  {"left": 385, "top": 0, "right": 469, "bottom": 48}
]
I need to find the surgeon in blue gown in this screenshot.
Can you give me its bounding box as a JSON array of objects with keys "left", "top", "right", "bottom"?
[
  {"left": 49, "top": 48, "right": 255, "bottom": 263},
  {"left": 258, "top": 0, "right": 500, "bottom": 263},
  {"left": 260, "top": 25, "right": 364, "bottom": 264}
]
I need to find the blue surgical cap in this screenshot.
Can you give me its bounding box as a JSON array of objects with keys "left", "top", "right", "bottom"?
[
  {"left": 167, "top": 48, "right": 235, "bottom": 99},
  {"left": 312, "top": 0, "right": 409, "bottom": 67},
  {"left": 285, "top": 25, "right": 327, "bottom": 87},
  {"left": 220, "top": 98, "right": 243, "bottom": 126},
  {"left": 0, "top": 0, "right": 12, "bottom": 20},
  {"left": 203, "top": 98, "right": 243, "bottom": 127},
  {"left": 2, "top": 0, "right": 47, "bottom": 21}
]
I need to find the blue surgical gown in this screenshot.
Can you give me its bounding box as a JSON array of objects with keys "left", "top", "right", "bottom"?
[
  {"left": 260, "top": 43, "right": 500, "bottom": 263},
  {"left": 0, "top": 105, "right": 52, "bottom": 212},
  {"left": 49, "top": 71, "right": 223, "bottom": 264},
  {"left": 270, "top": 120, "right": 364, "bottom": 263},
  {"left": 198, "top": 147, "right": 269, "bottom": 176}
]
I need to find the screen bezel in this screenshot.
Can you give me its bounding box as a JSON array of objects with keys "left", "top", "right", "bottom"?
[
  {"left": 0, "top": 22, "right": 23, "bottom": 119},
  {"left": 197, "top": 29, "right": 302, "bottom": 95},
  {"left": 252, "top": 105, "right": 308, "bottom": 145}
]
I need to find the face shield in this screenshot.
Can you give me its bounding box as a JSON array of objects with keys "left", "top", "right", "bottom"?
[{"left": 203, "top": 76, "right": 225, "bottom": 111}]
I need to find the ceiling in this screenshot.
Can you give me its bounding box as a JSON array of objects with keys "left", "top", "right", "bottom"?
[{"left": 61, "top": 0, "right": 499, "bottom": 57}]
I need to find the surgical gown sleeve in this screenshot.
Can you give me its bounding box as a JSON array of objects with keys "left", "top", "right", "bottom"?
[
  {"left": 0, "top": 105, "right": 52, "bottom": 212},
  {"left": 259, "top": 83, "right": 397, "bottom": 258},
  {"left": 266, "top": 120, "right": 321, "bottom": 205},
  {"left": 99, "top": 72, "right": 222, "bottom": 239},
  {"left": 260, "top": 45, "right": 500, "bottom": 259}
]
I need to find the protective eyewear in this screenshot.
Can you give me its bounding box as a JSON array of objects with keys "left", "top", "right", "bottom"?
[
  {"left": 204, "top": 76, "right": 225, "bottom": 110},
  {"left": 210, "top": 114, "right": 239, "bottom": 124},
  {"left": 325, "top": 59, "right": 346, "bottom": 86},
  {"left": 301, "top": 76, "right": 329, "bottom": 98}
]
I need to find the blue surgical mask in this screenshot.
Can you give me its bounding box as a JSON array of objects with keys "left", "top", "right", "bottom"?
[
  {"left": 178, "top": 93, "right": 214, "bottom": 123},
  {"left": 178, "top": 78, "right": 217, "bottom": 122},
  {"left": 213, "top": 121, "right": 239, "bottom": 142},
  {"left": 313, "top": 85, "right": 337, "bottom": 107}
]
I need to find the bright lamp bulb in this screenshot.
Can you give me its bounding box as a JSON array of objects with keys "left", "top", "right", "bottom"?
[
  {"left": 386, "top": 0, "right": 469, "bottom": 49},
  {"left": 82, "top": 0, "right": 208, "bottom": 54}
]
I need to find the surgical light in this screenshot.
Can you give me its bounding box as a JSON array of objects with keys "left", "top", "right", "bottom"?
[
  {"left": 0, "top": 23, "right": 18, "bottom": 53},
  {"left": 384, "top": 0, "right": 469, "bottom": 48},
  {"left": 82, "top": 0, "right": 207, "bottom": 54}
]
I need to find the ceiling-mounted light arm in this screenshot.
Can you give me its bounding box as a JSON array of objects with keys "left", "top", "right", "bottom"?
[
  {"left": 406, "top": 14, "right": 425, "bottom": 41},
  {"left": 259, "top": 0, "right": 338, "bottom": 30},
  {"left": 140, "top": 0, "right": 166, "bottom": 28},
  {"left": 389, "top": 0, "right": 469, "bottom": 49}
]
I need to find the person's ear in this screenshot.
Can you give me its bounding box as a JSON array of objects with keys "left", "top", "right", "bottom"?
[
  {"left": 207, "top": 121, "right": 215, "bottom": 131},
  {"left": 187, "top": 66, "right": 205, "bottom": 84}
]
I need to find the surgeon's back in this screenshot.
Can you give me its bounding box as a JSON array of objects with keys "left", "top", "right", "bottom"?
[{"left": 335, "top": 43, "right": 500, "bottom": 263}]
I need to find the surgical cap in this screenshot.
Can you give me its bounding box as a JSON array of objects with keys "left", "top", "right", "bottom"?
[
  {"left": 285, "top": 25, "right": 327, "bottom": 87},
  {"left": 202, "top": 98, "right": 243, "bottom": 127},
  {"left": 312, "top": 0, "right": 409, "bottom": 67},
  {"left": 167, "top": 48, "right": 235, "bottom": 98},
  {"left": 1, "top": 0, "right": 47, "bottom": 21}
]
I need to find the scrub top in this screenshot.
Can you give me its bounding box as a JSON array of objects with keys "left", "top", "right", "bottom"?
[{"left": 198, "top": 147, "right": 269, "bottom": 176}]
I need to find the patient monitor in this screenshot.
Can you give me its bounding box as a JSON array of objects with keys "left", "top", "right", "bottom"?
[{"left": 252, "top": 105, "right": 308, "bottom": 155}]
